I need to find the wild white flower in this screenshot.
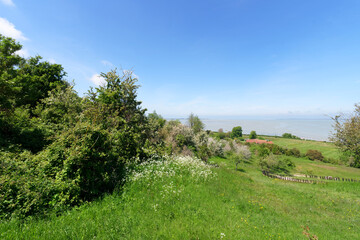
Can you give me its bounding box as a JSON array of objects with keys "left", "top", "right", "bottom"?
[{"left": 128, "top": 155, "right": 216, "bottom": 184}]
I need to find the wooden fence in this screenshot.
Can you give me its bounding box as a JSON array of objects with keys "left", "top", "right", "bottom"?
[
  {"left": 262, "top": 171, "right": 320, "bottom": 184},
  {"left": 262, "top": 171, "right": 359, "bottom": 184},
  {"left": 303, "top": 175, "right": 359, "bottom": 182}
]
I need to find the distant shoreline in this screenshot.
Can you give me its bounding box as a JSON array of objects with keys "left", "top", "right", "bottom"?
[{"left": 173, "top": 118, "right": 333, "bottom": 141}]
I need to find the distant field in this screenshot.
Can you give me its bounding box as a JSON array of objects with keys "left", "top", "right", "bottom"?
[
  {"left": 276, "top": 155, "right": 360, "bottom": 179},
  {"left": 261, "top": 136, "right": 341, "bottom": 160}
]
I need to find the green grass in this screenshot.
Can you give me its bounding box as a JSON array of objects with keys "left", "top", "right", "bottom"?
[
  {"left": 261, "top": 136, "right": 341, "bottom": 160},
  {"left": 1, "top": 154, "right": 360, "bottom": 239},
  {"left": 286, "top": 156, "right": 360, "bottom": 179}
]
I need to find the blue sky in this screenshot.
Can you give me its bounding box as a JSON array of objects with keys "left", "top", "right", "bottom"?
[{"left": 1, "top": 0, "right": 360, "bottom": 118}]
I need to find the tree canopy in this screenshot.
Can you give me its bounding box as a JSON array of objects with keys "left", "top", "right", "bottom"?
[
  {"left": 249, "top": 130, "right": 257, "bottom": 139},
  {"left": 231, "top": 126, "right": 243, "bottom": 138},
  {"left": 331, "top": 104, "right": 360, "bottom": 167},
  {"left": 187, "top": 113, "right": 204, "bottom": 134}
]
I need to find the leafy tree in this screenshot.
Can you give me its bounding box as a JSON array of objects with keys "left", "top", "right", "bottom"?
[
  {"left": 231, "top": 126, "right": 242, "bottom": 138},
  {"left": 0, "top": 34, "right": 22, "bottom": 113},
  {"left": 249, "top": 130, "right": 257, "bottom": 139},
  {"left": 15, "top": 56, "right": 68, "bottom": 108},
  {"left": 86, "top": 69, "right": 150, "bottom": 160},
  {"left": 330, "top": 104, "right": 360, "bottom": 167},
  {"left": 187, "top": 113, "right": 204, "bottom": 134},
  {"left": 217, "top": 128, "right": 226, "bottom": 139},
  {"left": 148, "top": 111, "right": 166, "bottom": 128},
  {"left": 331, "top": 105, "right": 360, "bottom": 167},
  {"left": 0, "top": 35, "right": 69, "bottom": 152}
]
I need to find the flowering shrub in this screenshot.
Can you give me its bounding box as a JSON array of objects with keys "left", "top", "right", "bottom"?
[
  {"left": 128, "top": 155, "right": 216, "bottom": 185},
  {"left": 161, "top": 121, "right": 224, "bottom": 159},
  {"left": 207, "top": 137, "right": 225, "bottom": 157}
]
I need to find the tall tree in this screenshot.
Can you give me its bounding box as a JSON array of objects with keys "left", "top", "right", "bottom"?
[
  {"left": 331, "top": 104, "right": 360, "bottom": 167},
  {"left": 249, "top": 130, "right": 257, "bottom": 139},
  {"left": 187, "top": 113, "right": 204, "bottom": 134},
  {"left": 231, "top": 126, "right": 243, "bottom": 138},
  {"left": 0, "top": 34, "right": 23, "bottom": 113}
]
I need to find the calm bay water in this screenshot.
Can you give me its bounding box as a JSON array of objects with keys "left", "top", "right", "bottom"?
[{"left": 179, "top": 118, "right": 334, "bottom": 141}]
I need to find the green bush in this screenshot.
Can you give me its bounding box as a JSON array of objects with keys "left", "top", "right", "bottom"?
[
  {"left": 282, "top": 133, "right": 300, "bottom": 139},
  {"left": 249, "top": 130, "right": 257, "bottom": 139},
  {"left": 305, "top": 149, "right": 324, "bottom": 161},
  {"left": 285, "top": 148, "right": 301, "bottom": 157},
  {"left": 230, "top": 126, "right": 242, "bottom": 139},
  {"left": 259, "top": 155, "right": 295, "bottom": 174}
]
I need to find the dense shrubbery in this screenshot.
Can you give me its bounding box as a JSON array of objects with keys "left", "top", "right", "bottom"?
[
  {"left": 250, "top": 143, "right": 302, "bottom": 159},
  {"left": 249, "top": 130, "right": 257, "bottom": 139},
  {"left": 230, "top": 126, "right": 242, "bottom": 139},
  {"left": 305, "top": 149, "right": 324, "bottom": 161},
  {"left": 259, "top": 154, "right": 295, "bottom": 174},
  {"left": 282, "top": 133, "right": 300, "bottom": 139},
  {"left": 160, "top": 118, "right": 225, "bottom": 161},
  {"left": 0, "top": 35, "right": 157, "bottom": 218}
]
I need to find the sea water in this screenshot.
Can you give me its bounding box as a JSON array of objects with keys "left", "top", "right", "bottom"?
[{"left": 178, "top": 118, "right": 334, "bottom": 141}]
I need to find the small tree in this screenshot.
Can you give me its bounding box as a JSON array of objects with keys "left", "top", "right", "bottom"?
[
  {"left": 231, "top": 126, "right": 242, "bottom": 138},
  {"left": 187, "top": 113, "right": 204, "bottom": 134},
  {"left": 249, "top": 130, "right": 257, "bottom": 139},
  {"left": 331, "top": 104, "right": 360, "bottom": 167}
]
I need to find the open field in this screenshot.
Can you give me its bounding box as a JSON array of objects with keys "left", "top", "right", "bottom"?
[
  {"left": 1, "top": 154, "right": 360, "bottom": 239},
  {"left": 287, "top": 156, "right": 360, "bottom": 179},
  {"left": 260, "top": 136, "right": 341, "bottom": 160}
]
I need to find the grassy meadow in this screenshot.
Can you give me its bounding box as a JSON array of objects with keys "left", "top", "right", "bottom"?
[
  {"left": 265, "top": 136, "right": 341, "bottom": 160},
  {"left": 1, "top": 144, "right": 360, "bottom": 240}
]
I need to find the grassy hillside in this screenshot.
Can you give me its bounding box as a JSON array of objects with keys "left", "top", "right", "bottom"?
[
  {"left": 264, "top": 136, "right": 341, "bottom": 160},
  {"left": 1, "top": 154, "right": 360, "bottom": 239}
]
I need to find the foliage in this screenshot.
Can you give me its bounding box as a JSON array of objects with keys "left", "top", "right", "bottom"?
[
  {"left": 216, "top": 128, "right": 228, "bottom": 139},
  {"left": 331, "top": 104, "right": 360, "bottom": 167},
  {"left": 0, "top": 37, "right": 151, "bottom": 219},
  {"left": 259, "top": 154, "right": 295, "bottom": 174},
  {"left": 230, "top": 126, "right": 242, "bottom": 138},
  {"left": 286, "top": 148, "right": 301, "bottom": 157},
  {"left": 282, "top": 133, "right": 300, "bottom": 139},
  {"left": 2, "top": 154, "right": 360, "bottom": 239},
  {"left": 226, "top": 143, "right": 252, "bottom": 169},
  {"left": 305, "top": 149, "right": 324, "bottom": 161},
  {"left": 0, "top": 35, "right": 69, "bottom": 153},
  {"left": 187, "top": 113, "right": 204, "bottom": 134},
  {"left": 249, "top": 130, "right": 257, "bottom": 139}
]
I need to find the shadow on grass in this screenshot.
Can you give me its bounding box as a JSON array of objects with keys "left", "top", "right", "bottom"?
[{"left": 236, "top": 168, "right": 246, "bottom": 172}]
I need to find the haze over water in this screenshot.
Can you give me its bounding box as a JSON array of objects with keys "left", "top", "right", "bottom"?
[{"left": 180, "top": 118, "right": 334, "bottom": 141}]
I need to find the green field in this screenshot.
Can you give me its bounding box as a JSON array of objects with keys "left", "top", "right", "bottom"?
[
  {"left": 1, "top": 153, "right": 360, "bottom": 239},
  {"left": 265, "top": 136, "right": 341, "bottom": 160}
]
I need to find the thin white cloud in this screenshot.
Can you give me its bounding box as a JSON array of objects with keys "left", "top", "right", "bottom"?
[
  {"left": 0, "top": 17, "right": 27, "bottom": 41},
  {"left": 0, "top": 0, "right": 15, "bottom": 7},
  {"left": 90, "top": 73, "right": 106, "bottom": 86},
  {"left": 15, "top": 48, "right": 29, "bottom": 57},
  {"left": 101, "top": 60, "right": 114, "bottom": 67},
  {"left": 48, "top": 58, "right": 56, "bottom": 64}
]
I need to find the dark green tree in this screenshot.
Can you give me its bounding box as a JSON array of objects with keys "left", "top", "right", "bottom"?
[
  {"left": 231, "top": 126, "right": 242, "bottom": 138},
  {"left": 15, "top": 56, "right": 68, "bottom": 108},
  {"left": 0, "top": 34, "right": 22, "bottom": 113},
  {"left": 249, "top": 130, "right": 257, "bottom": 139}
]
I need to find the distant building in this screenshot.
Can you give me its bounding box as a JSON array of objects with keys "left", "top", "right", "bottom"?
[{"left": 246, "top": 139, "right": 273, "bottom": 144}]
